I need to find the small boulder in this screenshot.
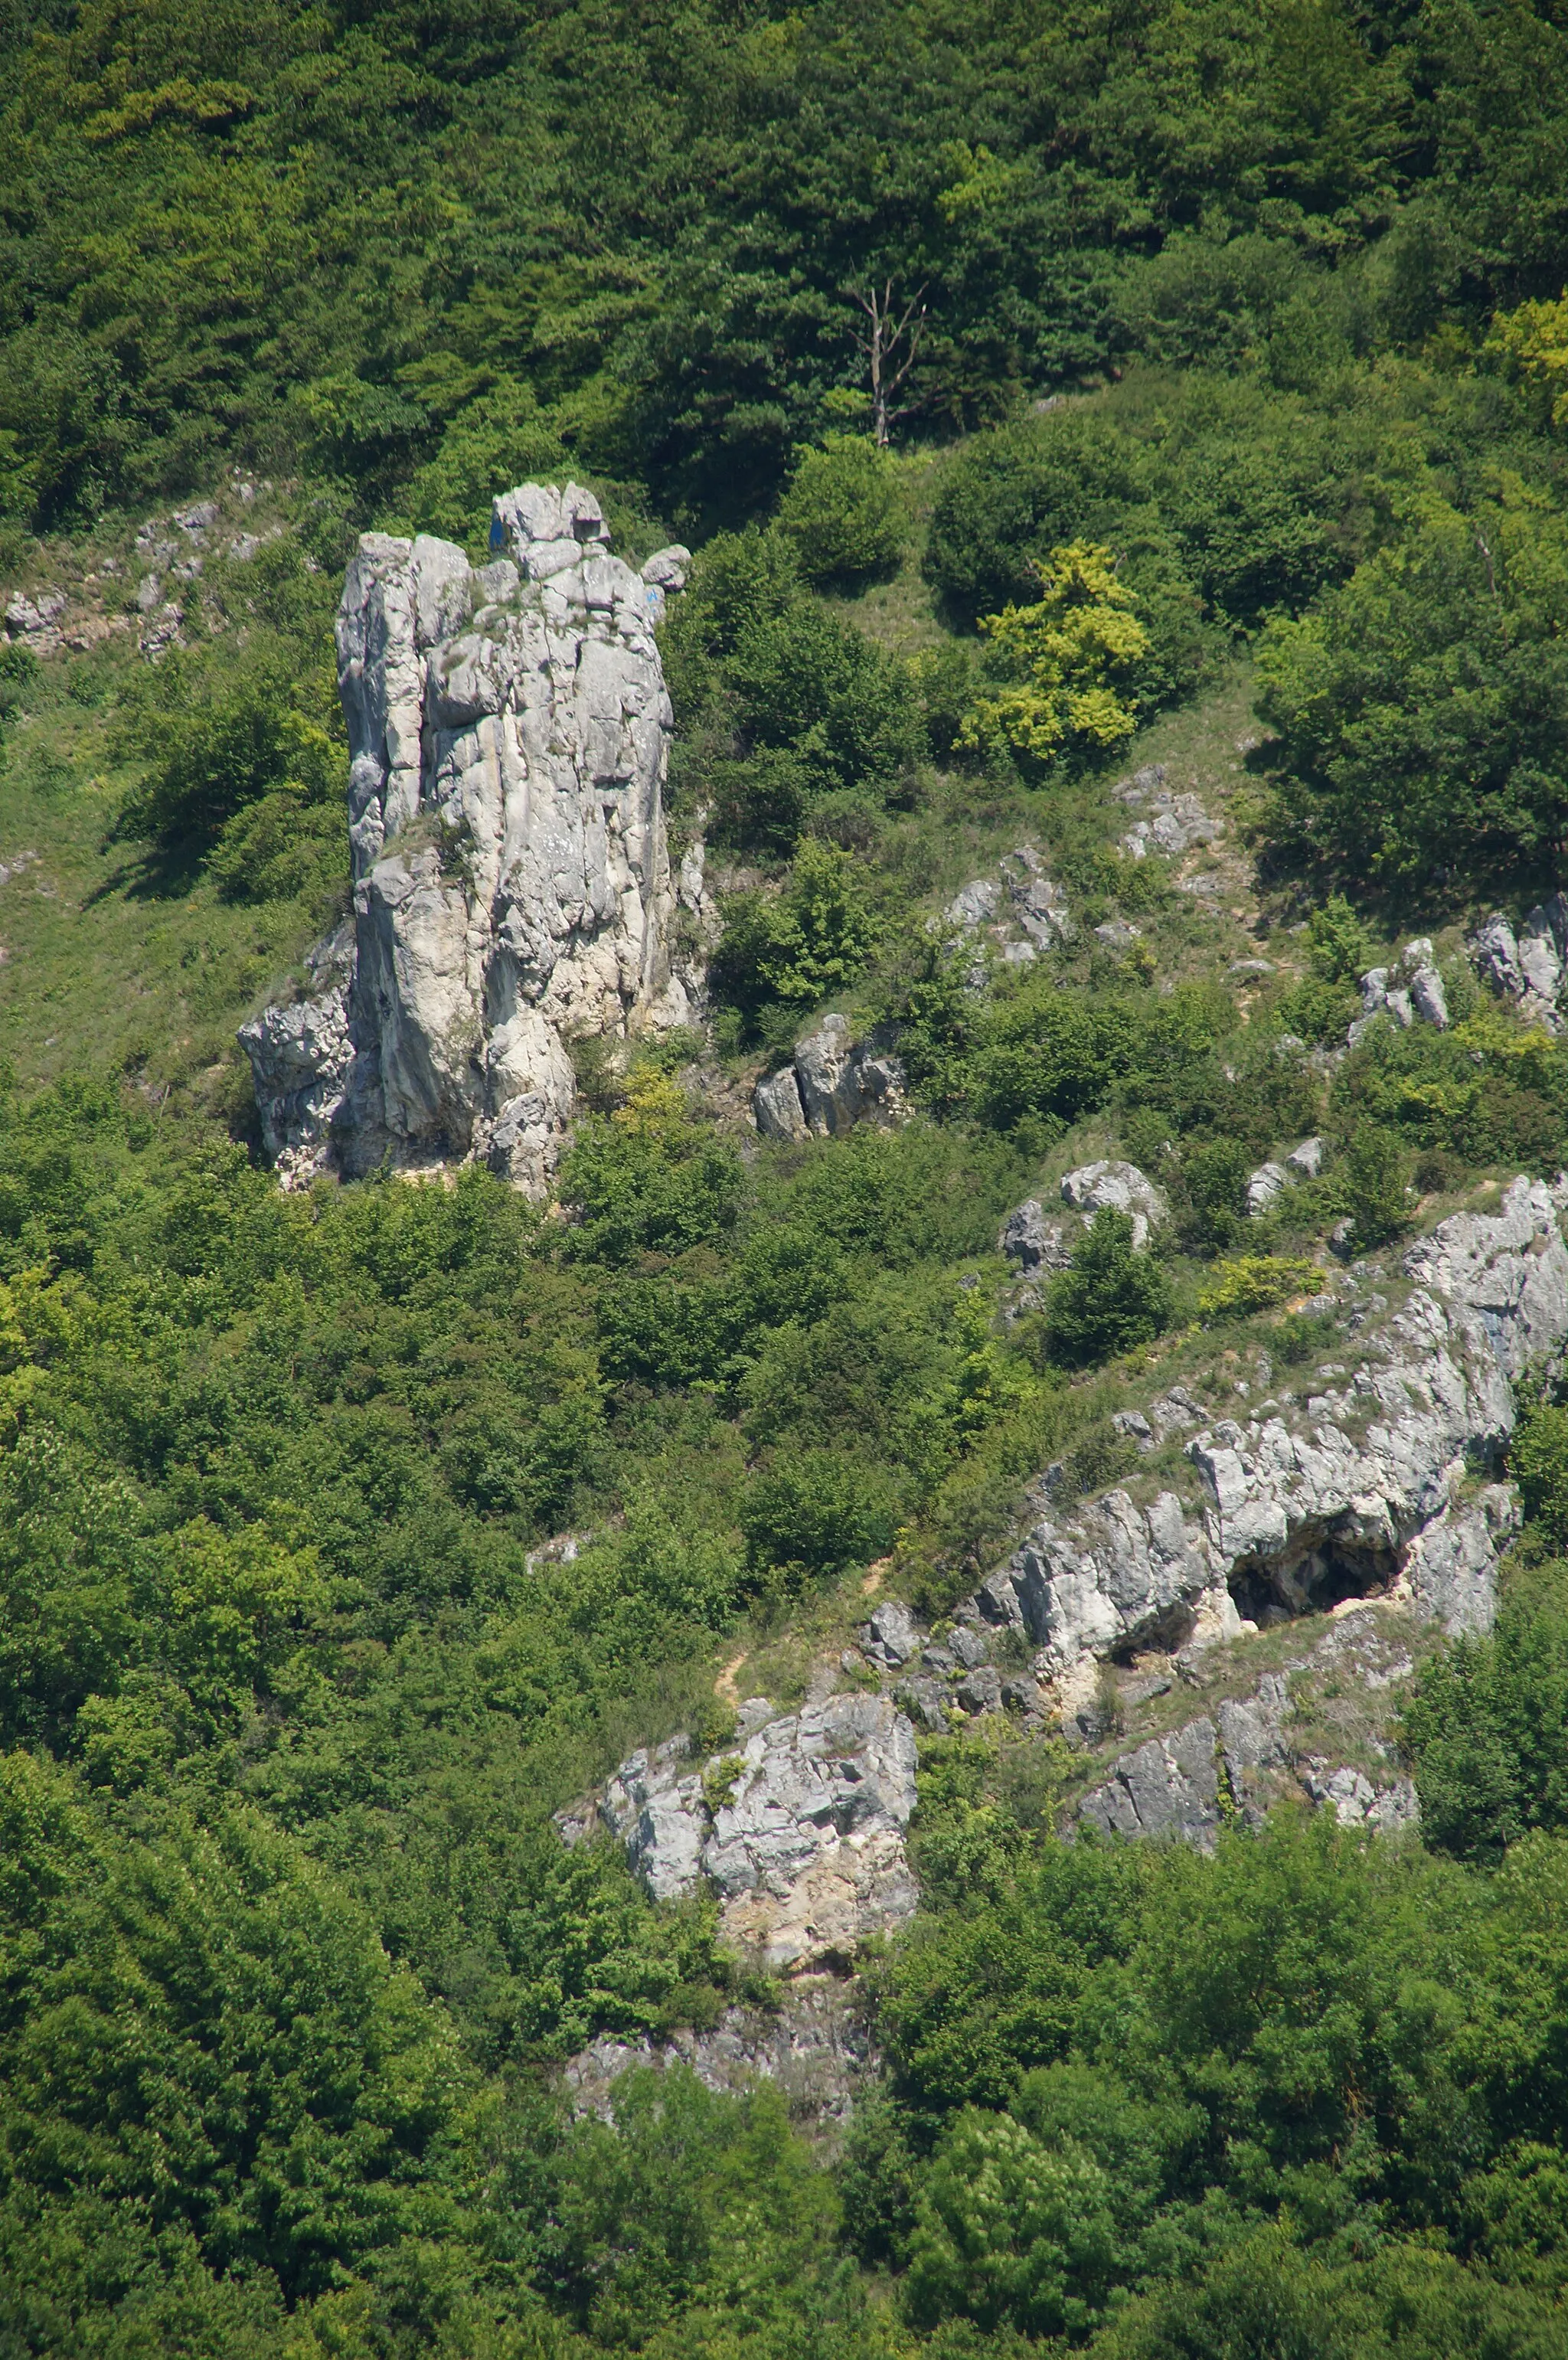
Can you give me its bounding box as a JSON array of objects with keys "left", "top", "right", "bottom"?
[
  {"left": 1408, "top": 966, "right": 1449, "bottom": 1029},
  {"left": 860, "top": 1599, "right": 920, "bottom": 1669},
  {"left": 1246, "top": 1162, "right": 1290, "bottom": 1217},
  {"left": 1470, "top": 914, "right": 1524, "bottom": 1000},
  {"left": 640, "top": 544, "right": 691, "bottom": 592},
  {"left": 1286, "top": 1136, "right": 1325, "bottom": 1181},
  {"left": 946, "top": 878, "right": 1001, "bottom": 928},
  {"left": 754, "top": 1065, "right": 809, "bottom": 1142},
  {"left": 954, "top": 1663, "right": 1002, "bottom": 1715}
]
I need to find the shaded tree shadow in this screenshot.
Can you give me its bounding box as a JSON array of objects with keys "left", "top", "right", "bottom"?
[{"left": 83, "top": 830, "right": 210, "bottom": 906}]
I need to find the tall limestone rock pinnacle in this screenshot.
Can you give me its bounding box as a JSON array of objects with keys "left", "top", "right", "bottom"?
[{"left": 240, "top": 482, "right": 701, "bottom": 1193}]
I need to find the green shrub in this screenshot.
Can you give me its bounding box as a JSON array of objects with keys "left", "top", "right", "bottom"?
[
  {"left": 1404, "top": 1584, "right": 1568, "bottom": 1862},
  {"left": 1511, "top": 1400, "right": 1568, "bottom": 1551},
  {"left": 774, "top": 435, "right": 906, "bottom": 585},
  {"left": 1257, "top": 486, "right": 1568, "bottom": 892},
  {"left": 206, "top": 785, "right": 346, "bottom": 906},
  {"left": 1198, "top": 1255, "right": 1321, "bottom": 1322},
  {"left": 1042, "top": 1211, "right": 1174, "bottom": 1368},
  {"left": 710, "top": 838, "right": 884, "bottom": 1038},
  {"left": 959, "top": 541, "right": 1149, "bottom": 770},
  {"left": 1338, "top": 1120, "right": 1410, "bottom": 1252},
  {"left": 1305, "top": 892, "right": 1372, "bottom": 983},
  {"left": 560, "top": 1071, "right": 746, "bottom": 1266},
  {"left": 739, "top": 1450, "right": 897, "bottom": 1590},
  {"left": 727, "top": 600, "right": 921, "bottom": 799},
  {"left": 1177, "top": 1136, "right": 1253, "bottom": 1254},
  {"left": 924, "top": 411, "right": 1152, "bottom": 626}
]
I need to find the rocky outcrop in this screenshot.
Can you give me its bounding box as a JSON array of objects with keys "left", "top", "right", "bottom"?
[
  {"left": 573, "top": 1695, "right": 919, "bottom": 1973},
  {"left": 1076, "top": 1639, "right": 1419, "bottom": 1851},
  {"left": 956, "top": 1176, "right": 1568, "bottom": 1682},
  {"left": 1078, "top": 1673, "right": 1292, "bottom": 1846},
  {"left": 240, "top": 482, "right": 702, "bottom": 1192},
  {"left": 565, "top": 1978, "right": 876, "bottom": 2126},
  {"left": 1471, "top": 898, "right": 1568, "bottom": 1031},
  {"left": 1350, "top": 938, "right": 1450, "bottom": 1046},
  {"left": 972, "top": 1487, "right": 1236, "bottom": 1674},
  {"left": 1184, "top": 1181, "right": 1566, "bottom": 1638},
  {"left": 753, "top": 1015, "right": 906, "bottom": 1142},
  {"left": 1059, "top": 1160, "right": 1168, "bottom": 1248},
  {"left": 998, "top": 1198, "right": 1073, "bottom": 1277}
]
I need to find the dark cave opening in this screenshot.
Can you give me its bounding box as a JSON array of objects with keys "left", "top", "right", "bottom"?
[{"left": 1230, "top": 1541, "right": 1400, "bottom": 1629}]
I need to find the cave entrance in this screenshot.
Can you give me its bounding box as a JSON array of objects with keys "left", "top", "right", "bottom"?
[{"left": 1230, "top": 1542, "right": 1399, "bottom": 1629}]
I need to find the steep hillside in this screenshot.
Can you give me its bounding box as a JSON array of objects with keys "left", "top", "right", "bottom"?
[{"left": 11, "top": 5, "right": 1568, "bottom": 2356}]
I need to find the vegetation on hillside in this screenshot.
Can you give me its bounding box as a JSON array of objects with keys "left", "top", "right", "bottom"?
[{"left": 10, "top": 0, "right": 1568, "bottom": 2352}]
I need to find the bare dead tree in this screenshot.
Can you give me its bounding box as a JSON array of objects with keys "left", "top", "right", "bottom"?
[{"left": 849, "top": 279, "right": 928, "bottom": 446}]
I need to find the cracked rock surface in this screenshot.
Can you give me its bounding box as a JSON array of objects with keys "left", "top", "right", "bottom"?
[
  {"left": 574, "top": 1695, "right": 919, "bottom": 1974},
  {"left": 956, "top": 1176, "right": 1568, "bottom": 1681},
  {"left": 753, "top": 1014, "right": 906, "bottom": 1142},
  {"left": 240, "top": 483, "right": 704, "bottom": 1193}
]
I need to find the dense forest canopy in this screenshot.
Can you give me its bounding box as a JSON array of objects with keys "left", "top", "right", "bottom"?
[
  {"left": 11, "top": 1, "right": 1568, "bottom": 2355},
  {"left": 5, "top": 0, "right": 1568, "bottom": 538}
]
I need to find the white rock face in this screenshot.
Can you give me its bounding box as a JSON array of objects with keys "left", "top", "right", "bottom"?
[
  {"left": 958, "top": 1177, "right": 1568, "bottom": 1680},
  {"left": 240, "top": 484, "right": 700, "bottom": 1193},
  {"left": 975, "top": 1488, "right": 1231, "bottom": 1674},
  {"left": 1060, "top": 1159, "right": 1168, "bottom": 1248},
  {"left": 586, "top": 1695, "right": 918, "bottom": 1973},
  {"left": 1078, "top": 1675, "right": 1292, "bottom": 1846},
  {"left": 753, "top": 1015, "right": 906, "bottom": 1141},
  {"left": 1470, "top": 897, "right": 1568, "bottom": 1031}
]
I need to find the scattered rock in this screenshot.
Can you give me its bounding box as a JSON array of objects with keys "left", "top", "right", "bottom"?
[
  {"left": 139, "top": 600, "right": 184, "bottom": 659},
  {"left": 1470, "top": 899, "right": 1568, "bottom": 1031},
  {"left": 1302, "top": 1764, "right": 1419, "bottom": 1832},
  {"left": 1120, "top": 785, "right": 1222, "bottom": 861},
  {"left": 1094, "top": 919, "right": 1142, "bottom": 949},
  {"left": 945, "top": 845, "right": 1073, "bottom": 957},
  {"left": 946, "top": 878, "right": 1000, "bottom": 927},
  {"left": 565, "top": 1977, "right": 875, "bottom": 2126},
  {"left": 4, "top": 591, "right": 67, "bottom": 654},
  {"left": 1227, "top": 958, "right": 1275, "bottom": 979}
]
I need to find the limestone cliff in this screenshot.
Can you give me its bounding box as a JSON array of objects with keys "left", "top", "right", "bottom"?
[{"left": 240, "top": 483, "right": 701, "bottom": 1192}]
